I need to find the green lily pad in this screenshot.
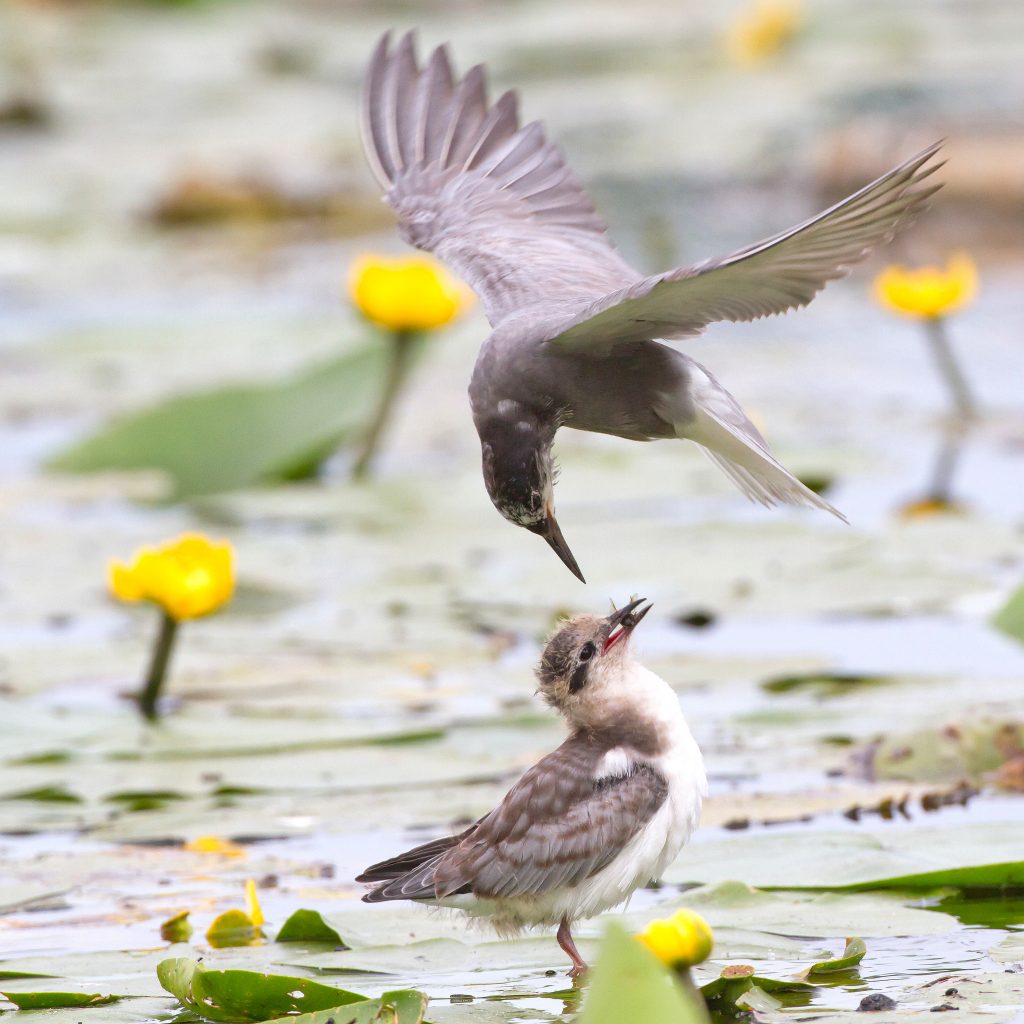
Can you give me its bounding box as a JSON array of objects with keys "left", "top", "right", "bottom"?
[
  {"left": 993, "top": 583, "right": 1024, "bottom": 646},
  {"left": 701, "top": 963, "right": 814, "bottom": 1013},
  {"left": 856, "top": 719, "right": 1021, "bottom": 783},
  {"left": 276, "top": 909, "right": 348, "bottom": 946},
  {"left": 579, "top": 922, "right": 709, "bottom": 1024},
  {"left": 666, "top": 824, "right": 1024, "bottom": 890},
  {"left": 3, "top": 784, "right": 81, "bottom": 803},
  {"left": 990, "top": 933, "right": 1024, "bottom": 964},
  {"left": 284, "top": 990, "right": 427, "bottom": 1024},
  {"left": 658, "top": 881, "right": 955, "bottom": 936},
  {"left": 48, "top": 346, "right": 391, "bottom": 500},
  {"left": 806, "top": 936, "right": 867, "bottom": 976},
  {"left": 0, "top": 990, "right": 121, "bottom": 1009},
  {"left": 157, "top": 957, "right": 368, "bottom": 1022},
  {"left": 761, "top": 671, "right": 890, "bottom": 695}
]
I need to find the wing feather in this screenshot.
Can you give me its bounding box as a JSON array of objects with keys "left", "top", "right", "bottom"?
[
  {"left": 359, "top": 32, "right": 638, "bottom": 326},
  {"left": 432, "top": 735, "right": 668, "bottom": 901},
  {"left": 545, "top": 142, "right": 944, "bottom": 350},
  {"left": 357, "top": 733, "right": 669, "bottom": 905}
]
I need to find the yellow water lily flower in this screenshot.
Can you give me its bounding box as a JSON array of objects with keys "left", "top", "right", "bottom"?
[
  {"left": 348, "top": 254, "right": 471, "bottom": 332},
  {"left": 726, "top": 0, "right": 802, "bottom": 65},
  {"left": 183, "top": 835, "right": 245, "bottom": 857},
  {"left": 636, "top": 908, "right": 714, "bottom": 968},
  {"left": 873, "top": 253, "right": 978, "bottom": 320},
  {"left": 110, "top": 533, "right": 235, "bottom": 621}
]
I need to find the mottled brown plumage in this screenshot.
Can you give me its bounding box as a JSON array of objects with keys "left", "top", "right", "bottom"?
[{"left": 357, "top": 600, "right": 707, "bottom": 975}]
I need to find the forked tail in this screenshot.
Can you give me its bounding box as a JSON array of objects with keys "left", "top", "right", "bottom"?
[{"left": 686, "top": 367, "right": 846, "bottom": 521}]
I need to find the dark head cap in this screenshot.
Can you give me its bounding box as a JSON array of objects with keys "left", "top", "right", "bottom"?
[{"left": 480, "top": 419, "right": 584, "bottom": 582}]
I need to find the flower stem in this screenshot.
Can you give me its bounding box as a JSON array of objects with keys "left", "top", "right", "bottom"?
[
  {"left": 677, "top": 968, "right": 712, "bottom": 1022},
  {"left": 925, "top": 422, "right": 966, "bottom": 504},
  {"left": 351, "top": 329, "right": 418, "bottom": 480},
  {"left": 138, "top": 611, "right": 178, "bottom": 722},
  {"left": 923, "top": 317, "right": 977, "bottom": 420}
]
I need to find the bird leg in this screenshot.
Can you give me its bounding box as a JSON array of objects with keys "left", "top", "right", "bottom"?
[{"left": 557, "top": 916, "right": 588, "bottom": 977}]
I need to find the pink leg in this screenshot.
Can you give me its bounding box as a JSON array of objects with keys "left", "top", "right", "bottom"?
[{"left": 556, "top": 916, "right": 588, "bottom": 977}]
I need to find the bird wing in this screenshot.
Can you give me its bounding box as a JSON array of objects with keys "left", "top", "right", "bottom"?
[
  {"left": 542, "top": 142, "right": 944, "bottom": 351},
  {"left": 361, "top": 32, "right": 640, "bottom": 328},
  {"left": 430, "top": 735, "right": 669, "bottom": 900}
]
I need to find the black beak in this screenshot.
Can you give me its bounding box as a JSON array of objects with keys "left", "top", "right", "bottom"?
[
  {"left": 538, "top": 514, "right": 585, "bottom": 583},
  {"left": 604, "top": 597, "right": 652, "bottom": 631}
]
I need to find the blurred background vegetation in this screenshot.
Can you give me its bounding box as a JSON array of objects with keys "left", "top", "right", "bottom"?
[{"left": 1, "top": 0, "right": 1023, "bottom": 1020}]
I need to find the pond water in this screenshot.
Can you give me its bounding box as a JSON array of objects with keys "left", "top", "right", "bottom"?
[{"left": 1, "top": 0, "right": 1023, "bottom": 1021}]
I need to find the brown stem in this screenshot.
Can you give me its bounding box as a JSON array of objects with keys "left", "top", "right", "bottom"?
[
  {"left": 137, "top": 611, "right": 178, "bottom": 722},
  {"left": 351, "top": 329, "right": 419, "bottom": 480}
]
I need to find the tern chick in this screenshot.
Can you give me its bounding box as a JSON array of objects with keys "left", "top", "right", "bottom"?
[
  {"left": 361, "top": 32, "right": 944, "bottom": 581},
  {"left": 357, "top": 598, "right": 706, "bottom": 976}
]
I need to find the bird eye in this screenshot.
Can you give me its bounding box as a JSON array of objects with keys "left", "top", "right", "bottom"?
[{"left": 578, "top": 642, "right": 596, "bottom": 662}]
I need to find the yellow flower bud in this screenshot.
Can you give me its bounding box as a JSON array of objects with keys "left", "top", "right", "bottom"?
[
  {"left": 725, "top": 0, "right": 802, "bottom": 65},
  {"left": 636, "top": 908, "right": 714, "bottom": 968},
  {"left": 348, "top": 255, "right": 472, "bottom": 332},
  {"left": 244, "top": 878, "right": 265, "bottom": 928},
  {"left": 109, "top": 534, "right": 235, "bottom": 622},
  {"left": 873, "top": 253, "right": 978, "bottom": 320}
]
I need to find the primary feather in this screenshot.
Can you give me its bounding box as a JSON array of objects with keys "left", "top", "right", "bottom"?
[{"left": 360, "top": 31, "right": 638, "bottom": 326}]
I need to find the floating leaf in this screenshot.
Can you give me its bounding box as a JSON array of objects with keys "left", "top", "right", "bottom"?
[
  {"left": 936, "top": 891, "right": 1024, "bottom": 928},
  {"left": 855, "top": 720, "right": 1021, "bottom": 784},
  {"left": 276, "top": 909, "right": 348, "bottom": 946},
  {"left": 0, "top": 886, "right": 68, "bottom": 915},
  {"left": 160, "top": 910, "right": 193, "bottom": 943},
  {"left": 3, "top": 784, "right": 81, "bottom": 803},
  {"left": 761, "top": 671, "right": 889, "bottom": 695},
  {"left": 0, "top": 990, "right": 121, "bottom": 1009},
  {"left": 48, "top": 347, "right": 390, "bottom": 500},
  {"left": 206, "top": 909, "right": 261, "bottom": 948},
  {"left": 993, "top": 584, "right": 1024, "bottom": 646},
  {"left": 990, "top": 933, "right": 1024, "bottom": 964},
  {"left": 579, "top": 922, "right": 709, "bottom": 1024},
  {"left": 666, "top": 824, "right": 1024, "bottom": 890},
  {"left": 806, "top": 937, "right": 867, "bottom": 976},
  {"left": 660, "top": 881, "right": 954, "bottom": 937},
  {"left": 285, "top": 990, "right": 427, "bottom": 1024},
  {"left": 107, "top": 789, "right": 187, "bottom": 812},
  {"left": 156, "top": 957, "right": 366, "bottom": 1022},
  {"left": 701, "top": 964, "right": 813, "bottom": 1015}
]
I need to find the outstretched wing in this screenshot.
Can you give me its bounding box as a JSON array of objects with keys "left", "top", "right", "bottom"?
[
  {"left": 432, "top": 736, "right": 668, "bottom": 901},
  {"left": 544, "top": 142, "right": 944, "bottom": 351},
  {"left": 361, "top": 32, "right": 639, "bottom": 327}
]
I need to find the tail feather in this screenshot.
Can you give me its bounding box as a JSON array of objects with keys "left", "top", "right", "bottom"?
[
  {"left": 357, "top": 823, "right": 478, "bottom": 903},
  {"left": 362, "top": 856, "right": 445, "bottom": 903},
  {"left": 687, "top": 373, "right": 846, "bottom": 522}
]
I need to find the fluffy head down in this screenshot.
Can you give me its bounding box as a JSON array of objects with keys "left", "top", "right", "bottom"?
[{"left": 536, "top": 599, "right": 653, "bottom": 731}]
